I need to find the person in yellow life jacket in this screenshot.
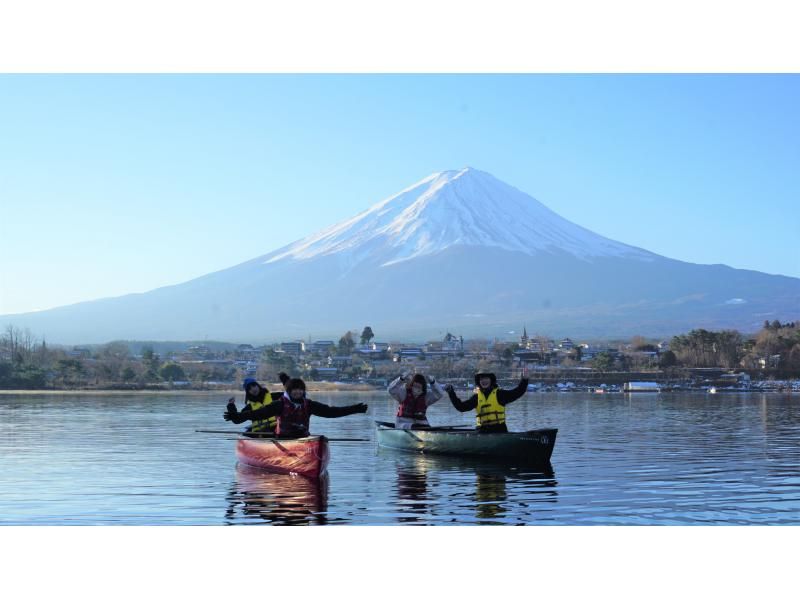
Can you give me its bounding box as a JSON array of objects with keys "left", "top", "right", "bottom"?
[
  {"left": 225, "top": 376, "right": 286, "bottom": 434},
  {"left": 445, "top": 372, "right": 529, "bottom": 433}
]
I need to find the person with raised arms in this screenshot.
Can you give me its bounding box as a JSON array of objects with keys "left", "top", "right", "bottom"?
[
  {"left": 224, "top": 378, "right": 368, "bottom": 438},
  {"left": 387, "top": 372, "right": 446, "bottom": 429},
  {"left": 445, "top": 372, "right": 529, "bottom": 433},
  {"left": 227, "top": 372, "right": 292, "bottom": 434}
]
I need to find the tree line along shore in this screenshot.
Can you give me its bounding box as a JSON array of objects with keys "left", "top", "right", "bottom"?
[{"left": 1, "top": 321, "right": 799, "bottom": 391}]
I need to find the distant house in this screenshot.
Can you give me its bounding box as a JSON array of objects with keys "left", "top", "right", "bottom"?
[
  {"left": 280, "top": 341, "right": 305, "bottom": 356},
  {"left": 187, "top": 345, "right": 213, "bottom": 359},
  {"left": 356, "top": 348, "right": 387, "bottom": 360},
  {"left": 313, "top": 367, "right": 339, "bottom": 380},
  {"left": 580, "top": 347, "right": 601, "bottom": 362},
  {"left": 199, "top": 359, "right": 234, "bottom": 367},
  {"left": 513, "top": 350, "right": 543, "bottom": 364},
  {"left": 236, "top": 344, "right": 261, "bottom": 359},
  {"left": 329, "top": 355, "right": 352, "bottom": 367},
  {"left": 233, "top": 360, "right": 258, "bottom": 374},
  {"left": 69, "top": 347, "right": 92, "bottom": 359},
  {"left": 310, "top": 340, "right": 336, "bottom": 354},
  {"left": 421, "top": 350, "right": 450, "bottom": 359},
  {"left": 371, "top": 342, "right": 390, "bottom": 351},
  {"left": 396, "top": 347, "right": 424, "bottom": 361},
  {"left": 558, "top": 338, "right": 574, "bottom": 350}
]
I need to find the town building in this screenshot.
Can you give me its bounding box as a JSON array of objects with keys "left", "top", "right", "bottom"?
[{"left": 280, "top": 341, "right": 305, "bottom": 356}]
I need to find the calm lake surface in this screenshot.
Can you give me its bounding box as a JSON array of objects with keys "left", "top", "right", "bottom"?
[{"left": 2, "top": 391, "right": 800, "bottom": 525}]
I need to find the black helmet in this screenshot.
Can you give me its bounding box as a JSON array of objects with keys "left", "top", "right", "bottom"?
[
  {"left": 474, "top": 372, "right": 497, "bottom": 386},
  {"left": 286, "top": 378, "right": 306, "bottom": 393}
]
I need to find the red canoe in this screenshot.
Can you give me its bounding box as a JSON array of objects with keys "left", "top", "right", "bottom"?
[{"left": 235, "top": 435, "right": 330, "bottom": 478}]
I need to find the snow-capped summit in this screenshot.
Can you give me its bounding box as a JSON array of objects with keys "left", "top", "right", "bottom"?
[{"left": 264, "top": 167, "right": 653, "bottom": 268}]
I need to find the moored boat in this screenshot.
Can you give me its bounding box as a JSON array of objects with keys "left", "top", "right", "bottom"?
[
  {"left": 236, "top": 435, "right": 330, "bottom": 478},
  {"left": 375, "top": 421, "right": 557, "bottom": 463}
]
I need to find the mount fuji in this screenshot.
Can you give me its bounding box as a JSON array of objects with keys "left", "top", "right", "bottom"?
[{"left": 4, "top": 167, "right": 799, "bottom": 343}]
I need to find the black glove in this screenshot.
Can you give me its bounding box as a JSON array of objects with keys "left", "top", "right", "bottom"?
[
  {"left": 444, "top": 384, "right": 454, "bottom": 393},
  {"left": 224, "top": 400, "right": 245, "bottom": 423},
  {"left": 354, "top": 403, "right": 368, "bottom": 414}
]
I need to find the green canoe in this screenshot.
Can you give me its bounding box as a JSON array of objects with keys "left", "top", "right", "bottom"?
[{"left": 375, "top": 421, "right": 557, "bottom": 463}]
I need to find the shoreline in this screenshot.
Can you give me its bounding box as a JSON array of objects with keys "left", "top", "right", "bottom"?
[{"left": 0, "top": 383, "right": 381, "bottom": 395}]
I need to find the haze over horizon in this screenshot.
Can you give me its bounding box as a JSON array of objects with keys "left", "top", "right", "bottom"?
[{"left": 1, "top": 74, "right": 799, "bottom": 317}]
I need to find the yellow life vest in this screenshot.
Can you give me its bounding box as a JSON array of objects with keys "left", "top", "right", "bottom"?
[
  {"left": 247, "top": 392, "right": 277, "bottom": 432},
  {"left": 475, "top": 387, "right": 505, "bottom": 428}
]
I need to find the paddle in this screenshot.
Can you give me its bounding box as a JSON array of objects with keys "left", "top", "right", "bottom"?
[{"left": 195, "top": 430, "right": 370, "bottom": 442}]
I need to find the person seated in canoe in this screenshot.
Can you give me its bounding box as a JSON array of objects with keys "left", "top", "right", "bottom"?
[
  {"left": 445, "top": 372, "right": 529, "bottom": 433},
  {"left": 387, "top": 372, "right": 446, "bottom": 429},
  {"left": 228, "top": 376, "right": 288, "bottom": 434},
  {"left": 224, "top": 378, "right": 368, "bottom": 438}
]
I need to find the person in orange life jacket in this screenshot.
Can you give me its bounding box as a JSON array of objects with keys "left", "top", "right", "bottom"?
[
  {"left": 445, "top": 372, "right": 529, "bottom": 433},
  {"left": 388, "top": 372, "right": 445, "bottom": 429},
  {"left": 224, "top": 378, "right": 368, "bottom": 438}
]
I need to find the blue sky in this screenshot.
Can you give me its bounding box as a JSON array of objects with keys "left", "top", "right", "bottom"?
[{"left": 1, "top": 74, "right": 798, "bottom": 315}]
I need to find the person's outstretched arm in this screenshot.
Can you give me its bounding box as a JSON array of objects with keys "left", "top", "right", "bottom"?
[
  {"left": 445, "top": 385, "right": 477, "bottom": 412},
  {"left": 497, "top": 377, "right": 530, "bottom": 406},
  {"left": 223, "top": 399, "right": 256, "bottom": 424},
  {"left": 309, "top": 400, "right": 368, "bottom": 418},
  {"left": 228, "top": 399, "right": 283, "bottom": 422}
]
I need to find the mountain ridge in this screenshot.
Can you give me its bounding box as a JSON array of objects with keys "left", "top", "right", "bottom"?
[{"left": 2, "top": 168, "right": 798, "bottom": 343}]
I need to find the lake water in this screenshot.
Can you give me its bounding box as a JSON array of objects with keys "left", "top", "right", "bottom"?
[{"left": 2, "top": 391, "right": 800, "bottom": 525}]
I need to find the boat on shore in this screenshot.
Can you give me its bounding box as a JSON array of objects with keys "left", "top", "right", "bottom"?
[
  {"left": 235, "top": 435, "right": 330, "bottom": 479},
  {"left": 374, "top": 421, "right": 557, "bottom": 463},
  {"left": 623, "top": 381, "right": 661, "bottom": 392}
]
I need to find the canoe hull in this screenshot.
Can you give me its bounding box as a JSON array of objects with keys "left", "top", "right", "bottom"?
[
  {"left": 236, "top": 435, "right": 330, "bottom": 478},
  {"left": 375, "top": 423, "right": 557, "bottom": 463}
]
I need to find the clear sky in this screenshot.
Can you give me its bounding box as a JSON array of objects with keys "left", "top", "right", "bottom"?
[{"left": 1, "top": 74, "right": 798, "bottom": 315}]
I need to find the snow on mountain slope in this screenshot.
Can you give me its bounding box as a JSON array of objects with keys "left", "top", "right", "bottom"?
[{"left": 263, "top": 167, "right": 656, "bottom": 268}]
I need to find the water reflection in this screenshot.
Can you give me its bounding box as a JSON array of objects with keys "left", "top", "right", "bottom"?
[
  {"left": 383, "top": 449, "right": 558, "bottom": 525},
  {"left": 5, "top": 391, "right": 800, "bottom": 524},
  {"left": 474, "top": 469, "right": 508, "bottom": 522},
  {"left": 225, "top": 465, "right": 329, "bottom": 525},
  {"left": 393, "top": 452, "right": 431, "bottom": 524}
]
